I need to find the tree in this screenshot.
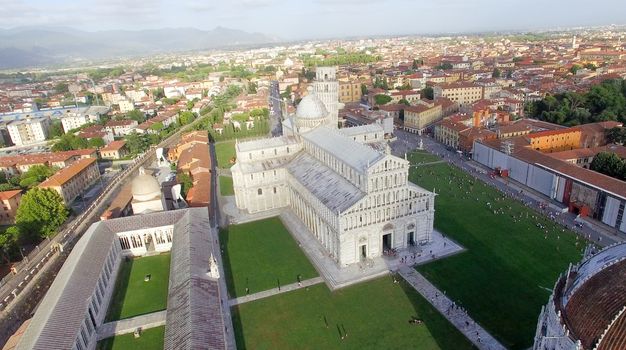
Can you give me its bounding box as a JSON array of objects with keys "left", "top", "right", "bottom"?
[
  {"left": 0, "top": 183, "right": 18, "bottom": 191},
  {"left": 435, "top": 62, "right": 453, "bottom": 70},
  {"left": 55, "top": 82, "right": 69, "bottom": 94},
  {"left": 48, "top": 120, "right": 64, "bottom": 138},
  {"left": 248, "top": 82, "right": 257, "bottom": 94},
  {"left": 88, "top": 138, "right": 105, "bottom": 148},
  {"left": 361, "top": 83, "right": 368, "bottom": 96},
  {"left": 150, "top": 122, "right": 164, "bottom": 131},
  {"left": 422, "top": 86, "right": 434, "bottom": 100},
  {"left": 607, "top": 127, "right": 626, "bottom": 145},
  {"left": 374, "top": 94, "right": 392, "bottom": 105},
  {"left": 584, "top": 63, "right": 597, "bottom": 71},
  {"left": 0, "top": 227, "right": 20, "bottom": 264},
  {"left": 125, "top": 132, "right": 151, "bottom": 154},
  {"left": 177, "top": 172, "right": 194, "bottom": 198},
  {"left": 19, "top": 165, "right": 56, "bottom": 188},
  {"left": 52, "top": 133, "right": 89, "bottom": 152},
  {"left": 15, "top": 188, "right": 69, "bottom": 240},
  {"left": 492, "top": 68, "right": 501, "bottom": 78},
  {"left": 590, "top": 152, "right": 626, "bottom": 181},
  {"left": 281, "top": 85, "right": 292, "bottom": 99},
  {"left": 570, "top": 64, "right": 582, "bottom": 75},
  {"left": 398, "top": 98, "right": 411, "bottom": 106},
  {"left": 127, "top": 109, "right": 146, "bottom": 123},
  {"left": 178, "top": 111, "right": 195, "bottom": 126}
]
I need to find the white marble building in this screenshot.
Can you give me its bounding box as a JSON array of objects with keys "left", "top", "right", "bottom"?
[{"left": 232, "top": 71, "right": 435, "bottom": 268}]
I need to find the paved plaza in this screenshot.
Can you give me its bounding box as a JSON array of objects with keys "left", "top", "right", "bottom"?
[
  {"left": 96, "top": 310, "right": 167, "bottom": 341},
  {"left": 229, "top": 277, "right": 324, "bottom": 306}
]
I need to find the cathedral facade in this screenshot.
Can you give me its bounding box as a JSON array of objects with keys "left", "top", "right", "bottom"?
[{"left": 231, "top": 68, "right": 435, "bottom": 267}]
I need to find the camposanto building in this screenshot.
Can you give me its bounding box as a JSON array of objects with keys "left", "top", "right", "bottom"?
[{"left": 231, "top": 69, "right": 435, "bottom": 267}]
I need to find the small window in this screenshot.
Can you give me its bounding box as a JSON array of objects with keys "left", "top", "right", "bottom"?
[
  {"left": 258, "top": 188, "right": 263, "bottom": 195},
  {"left": 273, "top": 187, "right": 277, "bottom": 194}
]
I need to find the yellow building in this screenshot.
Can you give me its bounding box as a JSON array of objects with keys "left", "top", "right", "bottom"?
[
  {"left": 0, "top": 190, "right": 22, "bottom": 225},
  {"left": 433, "top": 82, "right": 483, "bottom": 107},
  {"left": 39, "top": 158, "right": 101, "bottom": 204},
  {"left": 527, "top": 129, "right": 582, "bottom": 153},
  {"left": 404, "top": 104, "right": 443, "bottom": 134},
  {"left": 338, "top": 79, "right": 362, "bottom": 103}
]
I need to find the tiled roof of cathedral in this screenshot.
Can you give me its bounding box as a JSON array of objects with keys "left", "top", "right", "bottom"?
[
  {"left": 302, "top": 126, "right": 384, "bottom": 172},
  {"left": 287, "top": 153, "right": 364, "bottom": 213}
]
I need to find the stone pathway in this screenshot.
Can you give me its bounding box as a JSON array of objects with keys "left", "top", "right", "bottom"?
[
  {"left": 229, "top": 277, "right": 324, "bottom": 306},
  {"left": 96, "top": 310, "right": 167, "bottom": 340},
  {"left": 398, "top": 266, "right": 507, "bottom": 350}
]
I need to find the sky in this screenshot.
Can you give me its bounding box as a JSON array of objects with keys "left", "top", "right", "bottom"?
[{"left": 1, "top": 0, "right": 626, "bottom": 40}]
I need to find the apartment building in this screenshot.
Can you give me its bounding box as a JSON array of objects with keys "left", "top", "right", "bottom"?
[
  {"left": 0, "top": 190, "right": 22, "bottom": 225},
  {"left": 38, "top": 158, "right": 101, "bottom": 204},
  {"left": 338, "top": 79, "right": 362, "bottom": 103},
  {"left": 7, "top": 117, "right": 50, "bottom": 146},
  {"left": 403, "top": 104, "right": 443, "bottom": 134},
  {"left": 433, "top": 82, "right": 484, "bottom": 107},
  {"left": 99, "top": 140, "right": 128, "bottom": 160}
]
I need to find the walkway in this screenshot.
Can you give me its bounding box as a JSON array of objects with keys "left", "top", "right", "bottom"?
[
  {"left": 96, "top": 310, "right": 167, "bottom": 341},
  {"left": 229, "top": 277, "right": 324, "bottom": 306},
  {"left": 398, "top": 266, "right": 507, "bottom": 350}
]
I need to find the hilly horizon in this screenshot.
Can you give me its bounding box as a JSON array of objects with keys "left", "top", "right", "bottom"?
[{"left": 0, "top": 26, "right": 280, "bottom": 70}]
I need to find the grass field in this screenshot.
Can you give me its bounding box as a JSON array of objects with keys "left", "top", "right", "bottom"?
[
  {"left": 409, "top": 155, "right": 583, "bottom": 349},
  {"left": 97, "top": 326, "right": 165, "bottom": 350},
  {"left": 105, "top": 254, "right": 171, "bottom": 322},
  {"left": 215, "top": 141, "right": 236, "bottom": 169},
  {"left": 219, "top": 176, "right": 234, "bottom": 196},
  {"left": 220, "top": 217, "right": 318, "bottom": 298},
  {"left": 409, "top": 150, "right": 442, "bottom": 164},
  {"left": 232, "top": 276, "right": 475, "bottom": 350}
]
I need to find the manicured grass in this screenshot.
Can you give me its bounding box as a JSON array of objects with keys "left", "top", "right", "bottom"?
[
  {"left": 409, "top": 156, "right": 583, "bottom": 349},
  {"left": 105, "top": 254, "right": 171, "bottom": 322},
  {"left": 220, "top": 217, "right": 318, "bottom": 298},
  {"left": 409, "top": 150, "right": 442, "bottom": 164},
  {"left": 219, "top": 176, "right": 234, "bottom": 196},
  {"left": 215, "top": 141, "right": 236, "bottom": 169},
  {"left": 232, "top": 276, "right": 476, "bottom": 350},
  {"left": 96, "top": 325, "right": 165, "bottom": 350}
]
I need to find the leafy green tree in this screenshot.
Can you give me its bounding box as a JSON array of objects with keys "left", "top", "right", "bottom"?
[
  {"left": 177, "top": 172, "right": 194, "bottom": 198},
  {"left": 48, "top": 120, "right": 65, "bottom": 138},
  {"left": 422, "top": 87, "right": 434, "bottom": 100},
  {"left": 150, "top": 122, "right": 164, "bottom": 131},
  {"left": 52, "top": 133, "right": 89, "bottom": 152},
  {"left": 281, "top": 86, "right": 292, "bottom": 99},
  {"left": 19, "top": 165, "right": 56, "bottom": 188},
  {"left": 361, "top": 83, "right": 368, "bottom": 96},
  {"left": 374, "top": 94, "right": 392, "bottom": 105},
  {"left": 493, "top": 68, "right": 501, "bottom": 78},
  {"left": 0, "top": 227, "right": 20, "bottom": 264},
  {"left": 178, "top": 111, "right": 195, "bottom": 126},
  {"left": 570, "top": 64, "right": 581, "bottom": 74},
  {"left": 125, "top": 132, "right": 151, "bottom": 154},
  {"left": 248, "top": 82, "right": 258, "bottom": 94},
  {"left": 398, "top": 98, "right": 411, "bottom": 106},
  {"left": 55, "top": 82, "right": 69, "bottom": 94},
  {"left": 607, "top": 127, "right": 626, "bottom": 145},
  {"left": 435, "top": 62, "right": 453, "bottom": 70},
  {"left": 584, "top": 63, "right": 597, "bottom": 71},
  {"left": 590, "top": 152, "right": 626, "bottom": 180},
  {"left": 88, "top": 138, "right": 105, "bottom": 148},
  {"left": 126, "top": 109, "right": 146, "bottom": 123},
  {"left": 0, "top": 183, "right": 18, "bottom": 191},
  {"left": 15, "top": 188, "right": 69, "bottom": 240}
]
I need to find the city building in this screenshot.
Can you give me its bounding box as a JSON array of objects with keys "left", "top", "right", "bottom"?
[
  {"left": 0, "top": 190, "right": 22, "bottom": 225},
  {"left": 15, "top": 208, "right": 228, "bottom": 350},
  {"left": 527, "top": 129, "right": 582, "bottom": 153},
  {"left": 174, "top": 131, "right": 211, "bottom": 208},
  {"left": 99, "top": 140, "right": 128, "bottom": 160},
  {"left": 59, "top": 107, "right": 108, "bottom": 132},
  {"left": 232, "top": 86, "right": 435, "bottom": 267},
  {"left": 7, "top": 117, "right": 50, "bottom": 146},
  {"left": 104, "top": 120, "right": 138, "bottom": 137},
  {"left": 38, "top": 158, "right": 100, "bottom": 204},
  {"left": 534, "top": 243, "right": 626, "bottom": 350},
  {"left": 403, "top": 104, "right": 443, "bottom": 134},
  {"left": 433, "top": 82, "right": 484, "bottom": 107},
  {"left": 338, "top": 78, "right": 362, "bottom": 103}
]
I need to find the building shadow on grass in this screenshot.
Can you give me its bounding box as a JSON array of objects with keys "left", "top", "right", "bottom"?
[
  {"left": 396, "top": 272, "right": 479, "bottom": 350},
  {"left": 105, "top": 257, "right": 134, "bottom": 322},
  {"left": 218, "top": 227, "right": 237, "bottom": 299}
]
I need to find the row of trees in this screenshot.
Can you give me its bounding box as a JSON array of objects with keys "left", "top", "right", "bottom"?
[
  {"left": 1, "top": 188, "right": 68, "bottom": 263},
  {"left": 52, "top": 134, "right": 105, "bottom": 152},
  {"left": 525, "top": 78, "right": 626, "bottom": 126},
  {"left": 0, "top": 165, "right": 57, "bottom": 191},
  {"left": 302, "top": 53, "right": 380, "bottom": 67},
  {"left": 590, "top": 152, "right": 626, "bottom": 181}
]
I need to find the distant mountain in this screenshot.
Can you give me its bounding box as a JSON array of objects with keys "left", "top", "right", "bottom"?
[{"left": 0, "top": 26, "right": 279, "bottom": 69}]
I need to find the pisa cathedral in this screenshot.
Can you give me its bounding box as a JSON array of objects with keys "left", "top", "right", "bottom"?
[{"left": 231, "top": 68, "right": 435, "bottom": 267}]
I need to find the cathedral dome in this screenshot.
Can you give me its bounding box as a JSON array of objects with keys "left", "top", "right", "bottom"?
[
  {"left": 296, "top": 87, "right": 328, "bottom": 120},
  {"left": 131, "top": 167, "right": 161, "bottom": 202}
]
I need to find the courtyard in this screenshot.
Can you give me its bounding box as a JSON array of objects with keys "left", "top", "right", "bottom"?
[
  {"left": 231, "top": 276, "right": 475, "bottom": 350},
  {"left": 409, "top": 155, "right": 583, "bottom": 349},
  {"left": 215, "top": 141, "right": 236, "bottom": 169},
  {"left": 105, "top": 253, "right": 171, "bottom": 322},
  {"left": 96, "top": 325, "right": 165, "bottom": 350},
  {"left": 219, "top": 217, "right": 319, "bottom": 297}
]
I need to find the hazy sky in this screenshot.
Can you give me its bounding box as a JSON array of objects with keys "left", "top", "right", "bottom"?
[{"left": 1, "top": 0, "right": 625, "bottom": 39}]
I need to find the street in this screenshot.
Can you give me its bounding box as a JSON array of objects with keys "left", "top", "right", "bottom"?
[
  {"left": 268, "top": 80, "right": 283, "bottom": 137},
  {"left": 391, "top": 129, "right": 624, "bottom": 248}
]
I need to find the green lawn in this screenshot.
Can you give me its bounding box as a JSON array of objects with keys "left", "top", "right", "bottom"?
[
  {"left": 219, "top": 176, "right": 234, "bottom": 196},
  {"left": 408, "top": 150, "right": 442, "bottom": 164},
  {"left": 215, "top": 141, "right": 236, "bottom": 169},
  {"left": 232, "top": 276, "right": 476, "bottom": 350},
  {"left": 410, "top": 157, "right": 583, "bottom": 349},
  {"left": 220, "top": 217, "right": 319, "bottom": 298},
  {"left": 105, "top": 254, "right": 171, "bottom": 322},
  {"left": 97, "top": 326, "right": 165, "bottom": 350}
]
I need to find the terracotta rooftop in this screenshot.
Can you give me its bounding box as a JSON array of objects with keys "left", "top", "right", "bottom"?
[
  {"left": 38, "top": 158, "right": 97, "bottom": 188},
  {"left": 0, "top": 189, "right": 21, "bottom": 201},
  {"left": 100, "top": 140, "right": 126, "bottom": 152}
]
